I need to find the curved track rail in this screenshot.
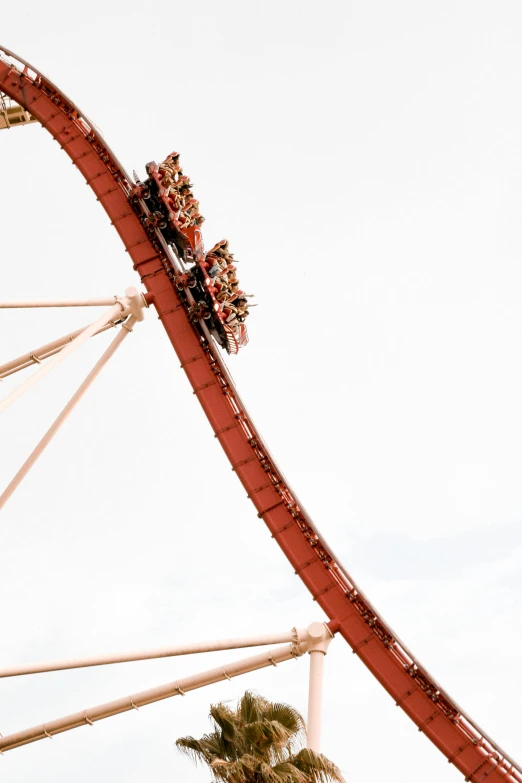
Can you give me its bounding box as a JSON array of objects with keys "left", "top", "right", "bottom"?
[{"left": 0, "top": 45, "right": 519, "bottom": 783}]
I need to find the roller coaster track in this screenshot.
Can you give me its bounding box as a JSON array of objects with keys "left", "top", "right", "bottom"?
[{"left": 0, "top": 45, "right": 519, "bottom": 783}]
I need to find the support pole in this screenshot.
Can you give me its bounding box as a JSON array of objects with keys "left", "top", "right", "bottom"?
[
  {"left": 306, "top": 622, "right": 333, "bottom": 753},
  {"left": 0, "top": 316, "right": 137, "bottom": 511},
  {"left": 0, "top": 627, "right": 309, "bottom": 678},
  {"left": 0, "top": 321, "right": 117, "bottom": 380},
  {"left": 0, "top": 287, "right": 145, "bottom": 415},
  {"left": 0, "top": 297, "right": 121, "bottom": 308},
  {"left": 0, "top": 639, "right": 307, "bottom": 754}
]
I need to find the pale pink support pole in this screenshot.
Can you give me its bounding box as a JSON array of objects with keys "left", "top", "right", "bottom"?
[
  {"left": 0, "top": 306, "right": 120, "bottom": 413},
  {"left": 0, "top": 287, "right": 145, "bottom": 415},
  {"left": 0, "top": 296, "right": 120, "bottom": 308},
  {"left": 0, "top": 316, "right": 138, "bottom": 511},
  {"left": 306, "top": 622, "right": 333, "bottom": 752},
  {"left": 0, "top": 640, "right": 308, "bottom": 754},
  {"left": 0, "top": 628, "right": 309, "bottom": 677},
  {"left": 0, "top": 322, "right": 117, "bottom": 380}
]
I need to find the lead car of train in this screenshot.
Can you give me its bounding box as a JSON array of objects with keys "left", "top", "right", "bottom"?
[{"left": 131, "top": 153, "right": 252, "bottom": 355}]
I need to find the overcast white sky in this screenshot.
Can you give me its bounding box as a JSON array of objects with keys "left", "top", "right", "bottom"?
[{"left": 0, "top": 2, "right": 521, "bottom": 782}]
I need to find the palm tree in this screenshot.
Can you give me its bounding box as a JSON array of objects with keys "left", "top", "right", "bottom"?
[{"left": 176, "top": 691, "right": 345, "bottom": 783}]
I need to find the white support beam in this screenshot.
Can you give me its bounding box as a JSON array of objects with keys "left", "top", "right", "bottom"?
[
  {"left": 0, "top": 287, "right": 146, "bottom": 415},
  {"left": 0, "top": 639, "right": 309, "bottom": 754},
  {"left": 0, "top": 628, "right": 306, "bottom": 678},
  {"left": 0, "top": 297, "right": 122, "bottom": 308},
  {"left": 0, "top": 316, "right": 138, "bottom": 511},
  {"left": 0, "top": 321, "right": 118, "bottom": 380},
  {"left": 306, "top": 622, "right": 333, "bottom": 753}
]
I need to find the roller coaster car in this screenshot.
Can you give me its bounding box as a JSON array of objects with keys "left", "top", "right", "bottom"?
[{"left": 140, "top": 161, "right": 249, "bottom": 355}]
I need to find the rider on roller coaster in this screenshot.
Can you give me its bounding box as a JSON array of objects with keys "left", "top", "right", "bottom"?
[{"left": 142, "top": 153, "right": 252, "bottom": 353}]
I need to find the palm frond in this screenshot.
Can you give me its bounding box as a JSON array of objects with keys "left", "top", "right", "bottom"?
[
  {"left": 239, "top": 690, "right": 267, "bottom": 725},
  {"left": 210, "top": 703, "right": 239, "bottom": 744},
  {"left": 265, "top": 703, "right": 306, "bottom": 756},
  {"left": 266, "top": 703, "right": 306, "bottom": 736},
  {"left": 271, "top": 760, "right": 310, "bottom": 783},
  {"left": 176, "top": 736, "right": 213, "bottom": 767},
  {"left": 289, "top": 748, "right": 346, "bottom": 783}
]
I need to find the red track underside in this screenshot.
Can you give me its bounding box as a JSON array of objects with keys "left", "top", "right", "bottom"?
[{"left": 0, "top": 48, "right": 519, "bottom": 783}]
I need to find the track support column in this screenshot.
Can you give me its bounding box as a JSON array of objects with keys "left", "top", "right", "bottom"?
[{"left": 306, "top": 621, "right": 333, "bottom": 753}]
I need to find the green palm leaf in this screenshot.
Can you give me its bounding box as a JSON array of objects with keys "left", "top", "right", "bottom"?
[{"left": 176, "top": 691, "right": 345, "bottom": 783}]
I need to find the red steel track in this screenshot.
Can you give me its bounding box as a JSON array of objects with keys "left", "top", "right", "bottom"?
[{"left": 1, "top": 45, "right": 519, "bottom": 783}]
